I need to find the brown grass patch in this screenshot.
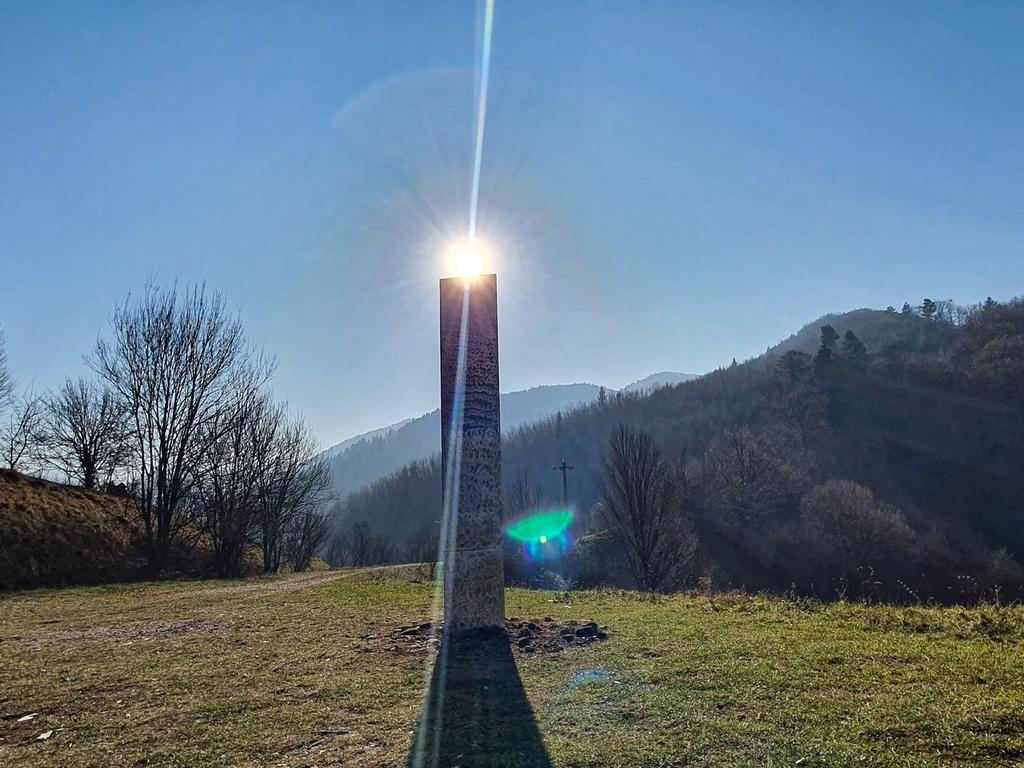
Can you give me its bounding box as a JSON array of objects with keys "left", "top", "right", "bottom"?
[{"left": 0, "top": 469, "right": 145, "bottom": 590}]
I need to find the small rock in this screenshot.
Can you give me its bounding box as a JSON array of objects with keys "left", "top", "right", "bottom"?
[
  {"left": 36, "top": 730, "right": 53, "bottom": 741},
  {"left": 517, "top": 637, "right": 531, "bottom": 648},
  {"left": 521, "top": 645, "right": 535, "bottom": 653},
  {"left": 575, "top": 625, "right": 598, "bottom": 638}
]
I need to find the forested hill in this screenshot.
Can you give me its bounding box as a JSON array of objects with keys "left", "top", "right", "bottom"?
[
  {"left": 331, "top": 300, "right": 1024, "bottom": 602},
  {"left": 769, "top": 306, "right": 958, "bottom": 359},
  {"left": 323, "top": 377, "right": 695, "bottom": 500}
]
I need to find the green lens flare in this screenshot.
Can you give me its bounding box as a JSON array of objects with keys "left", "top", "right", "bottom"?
[{"left": 505, "top": 510, "right": 574, "bottom": 543}]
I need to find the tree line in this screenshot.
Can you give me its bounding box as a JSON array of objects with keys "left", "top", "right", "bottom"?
[
  {"left": 326, "top": 295, "right": 1024, "bottom": 603},
  {"left": 0, "top": 283, "right": 330, "bottom": 578},
  {"left": 586, "top": 296, "right": 1024, "bottom": 600}
]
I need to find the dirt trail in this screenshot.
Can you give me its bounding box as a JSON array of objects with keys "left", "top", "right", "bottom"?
[
  {"left": 198, "top": 568, "right": 359, "bottom": 599},
  {"left": 0, "top": 567, "right": 405, "bottom": 647}
]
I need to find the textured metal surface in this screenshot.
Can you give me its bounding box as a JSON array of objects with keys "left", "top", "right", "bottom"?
[{"left": 440, "top": 274, "right": 505, "bottom": 631}]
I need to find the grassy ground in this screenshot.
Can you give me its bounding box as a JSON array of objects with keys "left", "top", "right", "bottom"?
[{"left": 1, "top": 570, "right": 1022, "bottom": 767}]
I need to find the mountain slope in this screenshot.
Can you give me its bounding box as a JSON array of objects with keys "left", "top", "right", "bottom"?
[
  {"left": 324, "top": 374, "right": 705, "bottom": 499},
  {"left": 324, "top": 383, "right": 607, "bottom": 499},
  {"left": 769, "top": 308, "right": 957, "bottom": 359},
  {"left": 621, "top": 371, "right": 698, "bottom": 393},
  {"left": 330, "top": 303, "right": 1024, "bottom": 601},
  {"left": 320, "top": 419, "right": 413, "bottom": 463}
]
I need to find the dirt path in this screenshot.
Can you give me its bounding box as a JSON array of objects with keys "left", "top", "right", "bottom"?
[
  {"left": 198, "top": 568, "right": 361, "bottom": 599},
  {"left": 1, "top": 569, "right": 368, "bottom": 646},
  {"left": 0, "top": 566, "right": 430, "bottom": 647}
]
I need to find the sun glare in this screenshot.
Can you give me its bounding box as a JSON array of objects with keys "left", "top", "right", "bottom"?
[
  {"left": 455, "top": 245, "right": 482, "bottom": 277},
  {"left": 447, "top": 237, "right": 492, "bottom": 278}
]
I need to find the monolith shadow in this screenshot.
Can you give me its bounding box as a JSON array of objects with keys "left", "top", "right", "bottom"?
[{"left": 408, "top": 627, "right": 551, "bottom": 768}]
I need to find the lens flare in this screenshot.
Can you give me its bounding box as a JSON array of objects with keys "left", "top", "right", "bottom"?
[{"left": 505, "top": 509, "right": 574, "bottom": 561}]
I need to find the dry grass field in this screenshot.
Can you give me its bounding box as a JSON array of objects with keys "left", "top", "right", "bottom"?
[{"left": 2, "top": 569, "right": 1022, "bottom": 767}]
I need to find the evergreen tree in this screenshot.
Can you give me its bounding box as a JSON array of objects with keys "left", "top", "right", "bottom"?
[
  {"left": 983, "top": 296, "right": 998, "bottom": 312},
  {"left": 921, "top": 298, "right": 937, "bottom": 319},
  {"left": 814, "top": 324, "right": 840, "bottom": 370},
  {"left": 842, "top": 330, "right": 869, "bottom": 367},
  {"left": 901, "top": 302, "right": 914, "bottom": 316}
]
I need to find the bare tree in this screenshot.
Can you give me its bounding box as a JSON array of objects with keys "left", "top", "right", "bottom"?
[
  {"left": 193, "top": 384, "right": 266, "bottom": 577},
  {"left": 285, "top": 509, "right": 331, "bottom": 572},
  {"left": 0, "top": 328, "right": 13, "bottom": 419},
  {"left": 503, "top": 468, "right": 543, "bottom": 521},
  {"left": 189, "top": 381, "right": 329, "bottom": 577},
  {"left": 1, "top": 391, "right": 45, "bottom": 473},
  {"left": 597, "top": 424, "right": 696, "bottom": 592},
  {"left": 254, "top": 411, "right": 330, "bottom": 573},
  {"left": 403, "top": 525, "right": 439, "bottom": 564},
  {"left": 41, "top": 378, "right": 128, "bottom": 489},
  {"left": 346, "top": 521, "right": 375, "bottom": 566},
  {"left": 799, "top": 480, "right": 915, "bottom": 586},
  {"left": 699, "top": 427, "right": 806, "bottom": 531},
  {"left": 92, "top": 282, "right": 258, "bottom": 574},
  {"left": 326, "top": 530, "right": 349, "bottom": 567}
]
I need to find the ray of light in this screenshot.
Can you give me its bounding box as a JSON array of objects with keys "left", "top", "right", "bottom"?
[
  {"left": 468, "top": 0, "right": 495, "bottom": 241},
  {"left": 410, "top": 284, "right": 470, "bottom": 768}
]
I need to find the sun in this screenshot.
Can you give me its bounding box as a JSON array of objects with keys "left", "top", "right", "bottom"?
[
  {"left": 455, "top": 244, "right": 483, "bottom": 277},
  {"left": 446, "top": 237, "right": 493, "bottom": 278}
]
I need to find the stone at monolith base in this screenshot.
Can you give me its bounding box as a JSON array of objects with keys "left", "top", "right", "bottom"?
[{"left": 439, "top": 273, "right": 505, "bottom": 632}]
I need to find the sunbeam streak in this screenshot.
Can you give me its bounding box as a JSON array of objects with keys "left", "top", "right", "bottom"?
[
  {"left": 468, "top": 0, "right": 495, "bottom": 241},
  {"left": 410, "top": 284, "right": 470, "bottom": 768}
]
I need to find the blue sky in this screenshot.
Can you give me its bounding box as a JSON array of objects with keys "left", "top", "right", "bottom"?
[{"left": 2, "top": 1, "right": 1023, "bottom": 447}]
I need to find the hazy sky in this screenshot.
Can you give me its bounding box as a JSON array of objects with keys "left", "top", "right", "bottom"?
[{"left": 3, "top": 2, "right": 1023, "bottom": 447}]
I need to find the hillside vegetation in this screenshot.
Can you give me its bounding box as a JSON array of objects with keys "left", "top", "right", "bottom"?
[
  {"left": 330, "top": 299, "right": 1024, "bottom": 603},
  {"left": 0, "top": 469, "right": 144, "bottom": 590},
  {"left": 1, "top": 572, "right": 1021, "bottom": 767}
]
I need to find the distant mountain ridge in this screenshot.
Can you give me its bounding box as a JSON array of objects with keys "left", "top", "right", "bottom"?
[
  {"left": 621, "top": 371, "right": 698, "bottom": 393},
  {"left": 320, "top": 419, "right": 413, "bottom": 463},
  {"left": 321, "top": 373, "right": 698, "bottom": 499}
]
